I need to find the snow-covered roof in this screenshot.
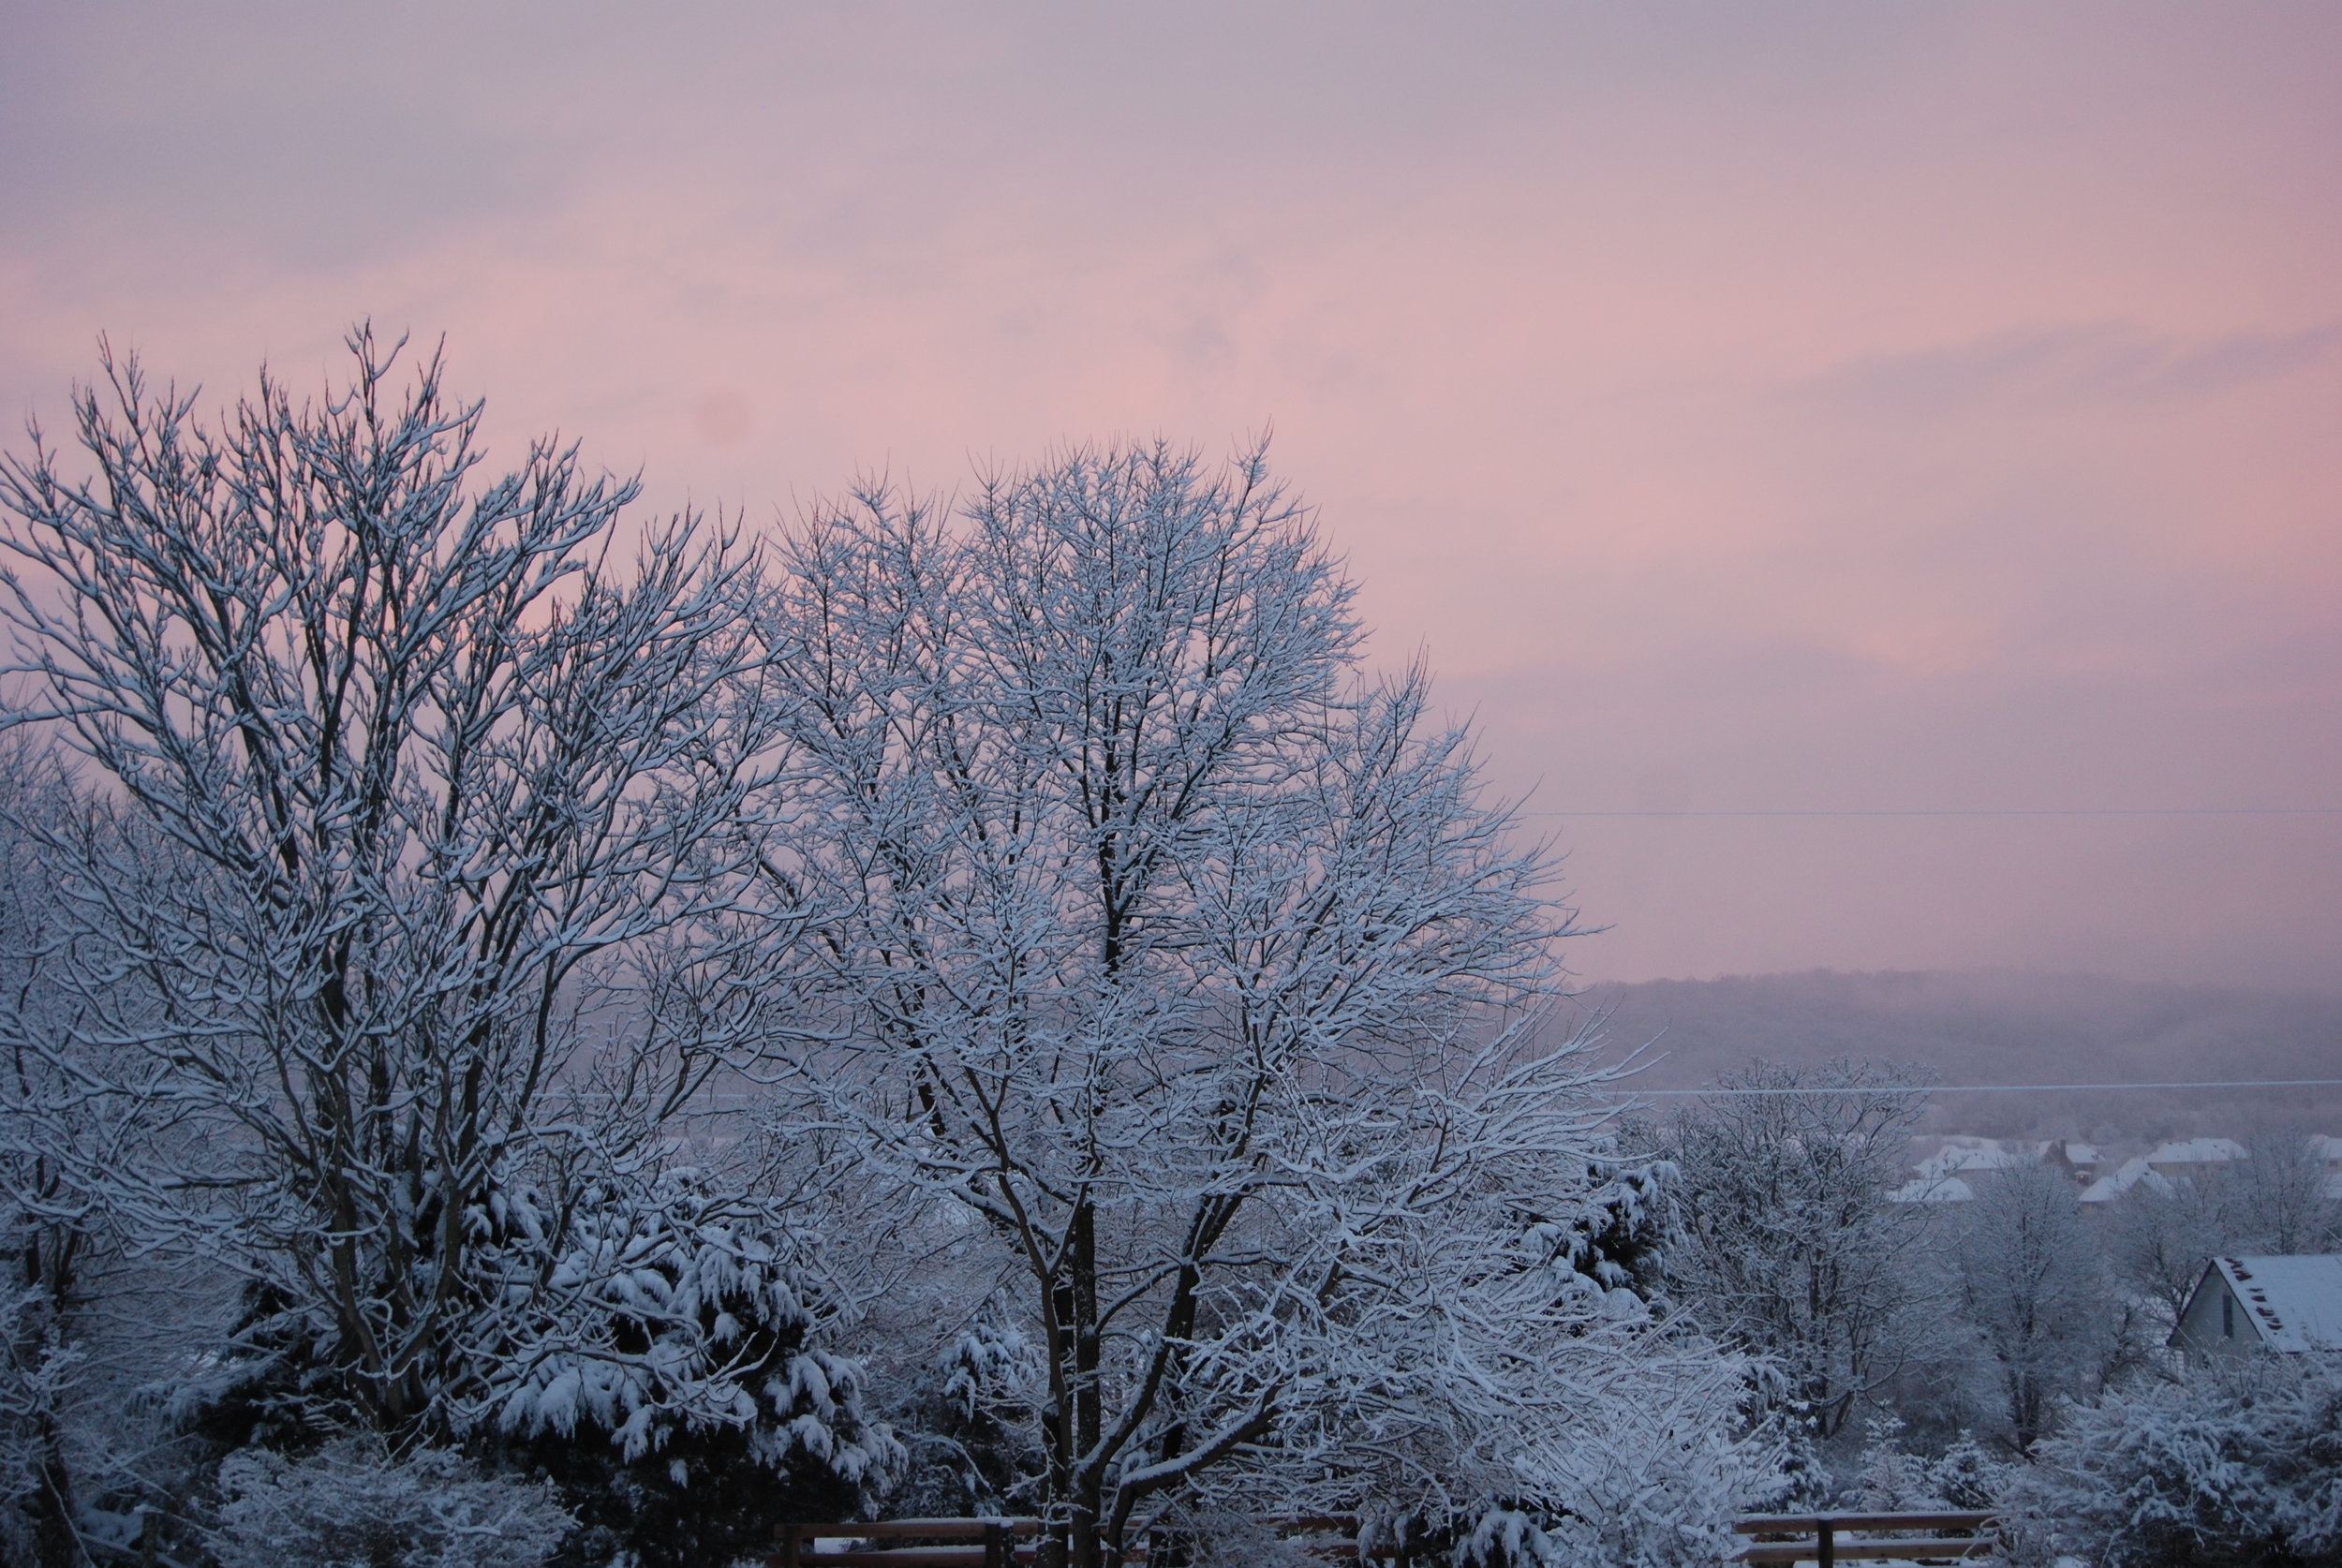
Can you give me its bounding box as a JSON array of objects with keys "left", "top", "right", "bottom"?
[
  {"left": 2311, "top": 1134, "right": 2342, "bottom": 1163},
  {"left": 1913, "top": 1143, "right": 2038, "bottom": 1179},
  {"left": 1886, "top": 1175, "right": 1973, "bottom": 1204},
  {"left": 2146, "top": 1137, "right": 2247, "bottom": 1167},
  {"left": 2061, "top": 1142, "right": 2100, "bottom": 1166},
  {"left": 2079, "top": 1155, "right": 2173, "bottom": 1204},
  {"left": 2201, "top": 1255, "right": 2342, "bottom": 1353}
]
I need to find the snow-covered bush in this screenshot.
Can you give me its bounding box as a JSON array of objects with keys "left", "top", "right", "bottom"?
[
  {"left": 1844, "top": 1414, "right": 2003, "bottom": 1514},
  {"left": 1846, "top": 1413, "right": 1945, "bottom": 1512},
  {"left": 1923, "top": 1431, "right": 2001, "bottom": 1511},
  {"left": 1154, "top": 1501, "right": 1328, "bottom": 1568},
  {"left": 1534, "top": 1152, "right": 1679, "bottom": 1304},
  {"left": 484, "top": 1171, "right": 898, "bottom": 1568},
  {"left": 2000, "top": 1354, "right": 2342, "bottom": 1567},
  {"left": 210, "top": 1438, "right": 571, "bottom": 1568},
  {"left": 1226, "top": 1138, "right": 1784, "bottom": 1568},
  {"left": 886, "top": 1301, "right": 1045, "bottom": 1518}
]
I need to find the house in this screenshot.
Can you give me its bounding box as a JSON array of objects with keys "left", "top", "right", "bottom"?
[
  {"left": 1890, "top": 1138, "right": 2052, "bottom": 1204},
  {"left": 2170, "top": 1254, "right": 2342, "bottom": 1358},
  {"left": 2303, "top": 1135, "right": 2342, "bottom": 1201},
  {"left": 2046, "top": 1141, "right": 2100, "bottom": 1182},
  {"left": 1910, "top": 1138, "right": 2040, "bottom": 1182},
  {"left": 2144, "top": 1137, "right": 2248, "bottom": 1185},
  {"left": 2079, "top": 1155, "right": 2174, "bottom": 1206},
  {"left": 1885, "top": 1175, "right": 1974, "bottom": 1205}
]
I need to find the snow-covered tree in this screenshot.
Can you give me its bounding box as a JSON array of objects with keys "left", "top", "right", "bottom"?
[
  {"left": 0, "top": 1280, "right": 82, "bottom": 1566},
  {"left": 2220, "top": 1130, "right": 2342, "bottom": 1257},
  {"left": 753, "top": 447, "right": 1771, "bottom": 1566},
  {"left": 0, "top": 332, "right": 872, "bottom": 1560},
  {"left": 1659, "top": 1059, "right": 1939, "bottom": 1441},
  {"left": 0, "top": 747, "right": 95, "bottom": 1567},
  {"left": 1953, "top": 1161, "right": 2117, "bottom": 1452},
  {"left": 2112, "top": 1172, "right": 2228, "bottom": 1333},
  {"left": 0, "top": 746, "right": 221, "bottom": 1567}
]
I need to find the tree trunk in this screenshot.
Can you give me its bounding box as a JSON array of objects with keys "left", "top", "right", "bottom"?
[{"left": 32, "top": 1410, "right": 82, "bottom": 1568}]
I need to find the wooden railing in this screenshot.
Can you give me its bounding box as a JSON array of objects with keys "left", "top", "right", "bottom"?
[
  {"left": 780, "top": 1509, "right": 1986, "bottom": 1568},
  {"left": 1732, "top": 1511, "right": 1997, "bottom": 1566},
  {"left": 771, "top": 1515, "right": 1402, "bottom": 1567},
  {"left": 1272, "top": 1515, "right": 1413, "bottom": 1562},
  {"left": 772, "top": 1518, "right": 1041, "bottom": 1568}
]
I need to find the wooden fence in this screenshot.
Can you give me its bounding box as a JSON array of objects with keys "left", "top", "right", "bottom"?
[
  {"left": 773, "top": 1509, "right": 1998, "bottom": 1567},
  {"left": 772, "top": 1518, "right": 1045, "bottom": 1568},
  {"left": 1732, "top": 1510, "right": 1997, "bottom": 1566},
  {"left": 769, "top": 1515, "right": 1399, "bottom": 1567}
]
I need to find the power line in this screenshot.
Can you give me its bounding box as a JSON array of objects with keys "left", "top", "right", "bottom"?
[
  {"left": 1623, "top": 1079, "right": 2342, "bottom": 1098},
  {"left": 1525, "top": 807, "right": 2342, "bottom": 819}
]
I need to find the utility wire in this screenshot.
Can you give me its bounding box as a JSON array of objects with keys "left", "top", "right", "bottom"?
[
  {"left": 1622, "top": 1079, "right": 2342, "bottom": 1098},
  {"left": 1524, "top": 807, "right": 2342, "bottom": 819}
]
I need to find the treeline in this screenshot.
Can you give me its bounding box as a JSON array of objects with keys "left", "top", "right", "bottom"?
[
  {"left": 0, "top": 333, "right": 1781, "bottom": 1568},
  {"left": 9, "top": 333, "right": 2334, "bottom": 1568}
]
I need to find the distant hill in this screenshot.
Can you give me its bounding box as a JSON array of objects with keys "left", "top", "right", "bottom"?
[{"left": 1563, "top": 969, "right": 2342, "bottom": 1144}]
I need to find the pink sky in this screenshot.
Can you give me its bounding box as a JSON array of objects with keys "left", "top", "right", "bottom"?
[{"left": 5, "top": 3, "right": 2338, "bottom": 990}]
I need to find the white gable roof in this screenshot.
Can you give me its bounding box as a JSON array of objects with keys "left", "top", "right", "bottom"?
[
  {"left": 1886, "top": 1175, "right": 1973, "bottom": 1204},
  {"left": 2147, "top": 1137, "right": 2247, "bottom": 1166},
  {"left": 2209, "top": 1255, "right": 2342, "bottom": 1353},
  {"left": 2080, "top": 1155, "right": 2173, "bottom": 1204},
  {"left": 1913, "top": 1140, "right": 2040, "bottom": 1179}
]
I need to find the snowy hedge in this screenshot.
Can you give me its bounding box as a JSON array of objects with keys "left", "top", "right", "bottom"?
[
  {"left": 2001, "top": 1354, "right": 2342, "bottom": 1567},
  {"left": 210, "top": 1440, "right": 571, "bottom": 1568}
]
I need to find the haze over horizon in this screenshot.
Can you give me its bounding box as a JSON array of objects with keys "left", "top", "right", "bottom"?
[{"left": 6, "top": 4, "right": 2337, "bottom": 993}]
